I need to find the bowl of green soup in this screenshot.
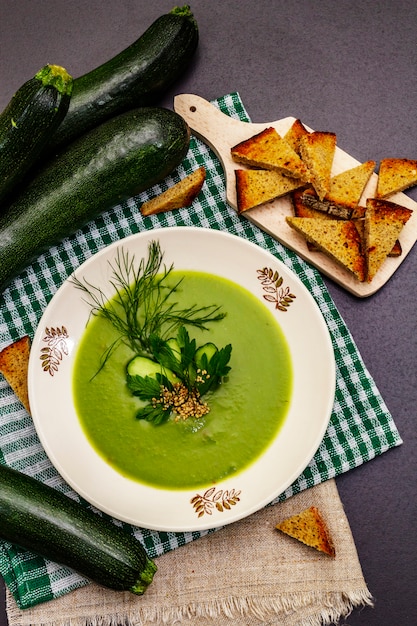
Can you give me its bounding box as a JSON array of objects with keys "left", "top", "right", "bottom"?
[{"left": 28, "top": 227, "right": 335, "bottom": 531}]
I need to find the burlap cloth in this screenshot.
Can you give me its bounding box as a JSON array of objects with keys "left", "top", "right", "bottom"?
[{"left": 5, "top": 479, "right": 373, "bottom": 626}]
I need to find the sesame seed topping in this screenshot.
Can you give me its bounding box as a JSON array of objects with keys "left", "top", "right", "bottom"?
[{"left": 152, "top": 382, "right": 210, "bottom": 421}]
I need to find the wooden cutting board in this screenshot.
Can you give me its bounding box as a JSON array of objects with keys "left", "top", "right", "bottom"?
[{"left": 174, "top": 94, "right": 417, "bottom": 297}]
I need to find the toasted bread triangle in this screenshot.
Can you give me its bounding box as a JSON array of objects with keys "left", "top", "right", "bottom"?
[
  {"left": 0, "top": 336, "right": 31, "bottom": 413},
  {"left": 326, "top": 160, "right": 376, "bottom": 207},
  {"left": 291, "top": 188, "right": 402, "bottom": 259},
  {"left": 235, "top": 169, "right": 305, "bottom": 212},
  {"left": 140, "top": 167, "right": 206, "bottom": 216},
  {"left": 283, "top": 118, "right": 310, "bottom": 155},
  {"left": 276, "top": 506, "right": 335, "bottom": 557},
  {"left": 376, "top": 158, "right": 417, "bottom": 198},
  {"left": 299, "top": 131, "right": 336, "bottom": 200},
  {"left": 364, "top": 198, "right": 412, "bottom": 282},
  {"left": 231, "top": 127, "right": 310, "bottom": 181},
  {"left": 286, "top": 216, "right": 366, "bottom": 281}
]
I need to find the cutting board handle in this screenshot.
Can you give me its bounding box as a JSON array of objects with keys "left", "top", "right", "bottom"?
[
  {"left": 174, "top": 94, "right": 280, "bottom": 207},
  {"left": 174, "top": 94, "right": 297, "bottom": 207},
  {"left": 174, "top": 94, "right": 250, "bottom": 152}
]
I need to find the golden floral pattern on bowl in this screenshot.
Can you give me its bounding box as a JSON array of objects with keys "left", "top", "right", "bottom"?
[
  {"left": 39, "top": 326, "right": 69, "bottom": 376},
  {"left": 191, "top": 487, "right": 241, "bottom": 518},
  {"left": 257, "top": 267, "right": 296, "bottom": 311}
]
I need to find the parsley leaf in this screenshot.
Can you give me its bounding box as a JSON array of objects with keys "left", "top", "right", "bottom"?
[
  {"left": 126, "top": 373, "right": 171, "bottom": 400},
  {"left": 126, "top": 326, "right": 233, "bottom": 424},
  {"left": 136, "top": 403, "right": 170, "bottom": 425},
  {"left": 196, "top": 343, "right": 232, "bottom": 395}
]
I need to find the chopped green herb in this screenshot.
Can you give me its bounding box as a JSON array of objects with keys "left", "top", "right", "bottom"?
[
  {"left": 72, "top": 241, "right": 232, "bottom": 424},
  {"left": 71, "top": 241, "right": 226, "bottom": 363},
  {"left": 126, "top": 326, "right": 232, "bottom": 424}
]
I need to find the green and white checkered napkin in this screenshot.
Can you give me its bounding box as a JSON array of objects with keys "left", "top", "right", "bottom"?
[{"left": 0, "top": 93, "right": 402, "bottom": 610}]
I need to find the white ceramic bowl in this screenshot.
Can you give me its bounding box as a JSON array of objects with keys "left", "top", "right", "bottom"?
[{"left": 28, "top": 227, "right": 335, "bottom": 531}]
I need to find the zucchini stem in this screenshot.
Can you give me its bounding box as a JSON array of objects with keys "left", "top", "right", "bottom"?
[
  {"left": 35, "top": 64, "right": 73, "bottom": 96},
  {"left": 170, "top": 5, "right": 193, "bottom": 18}
]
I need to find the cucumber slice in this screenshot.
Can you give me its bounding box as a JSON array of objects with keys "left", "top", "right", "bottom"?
[
  {"left": 195, "top": 342, "right": 218, "bottom": 369},
  {"left": 166, "top": 337, "right": 181, "bottom": 359},
  {"left": 127, "top": 355, "right": 176, "bottom": 384}
]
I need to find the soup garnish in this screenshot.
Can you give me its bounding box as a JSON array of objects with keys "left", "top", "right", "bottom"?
[{"left": 72, "top": 240, "right": 232, "bottom": 422}]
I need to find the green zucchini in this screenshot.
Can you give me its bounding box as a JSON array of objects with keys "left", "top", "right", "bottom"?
[
  {"left": 48, "top": 5, "right": 198, "bottom": 151},
  {"left": 0, "top": 463, "right": 156, "bottom": 593},
  {"left": 0, "top": 106, "right": 190, "bottom": 294},
  {"left": 0, "top": 64, "right": 72, "bottom": 203}
]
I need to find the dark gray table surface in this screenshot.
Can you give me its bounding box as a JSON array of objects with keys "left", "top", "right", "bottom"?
[{"left": 1, "top": 1, "right": 416, "bottom": 624}]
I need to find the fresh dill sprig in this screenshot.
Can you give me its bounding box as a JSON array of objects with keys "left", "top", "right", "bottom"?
[{"left": 71, "top": 240, "right": 226, "bottom": 360}]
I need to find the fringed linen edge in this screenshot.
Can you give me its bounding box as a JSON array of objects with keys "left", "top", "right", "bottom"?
[{"left": 6, "top": 588, "right": 374, "bottom": 626}]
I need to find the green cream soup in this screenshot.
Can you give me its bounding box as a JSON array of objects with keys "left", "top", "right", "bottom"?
[{"left": 73, "top": 271, "right": 292, "bottom": 490}]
